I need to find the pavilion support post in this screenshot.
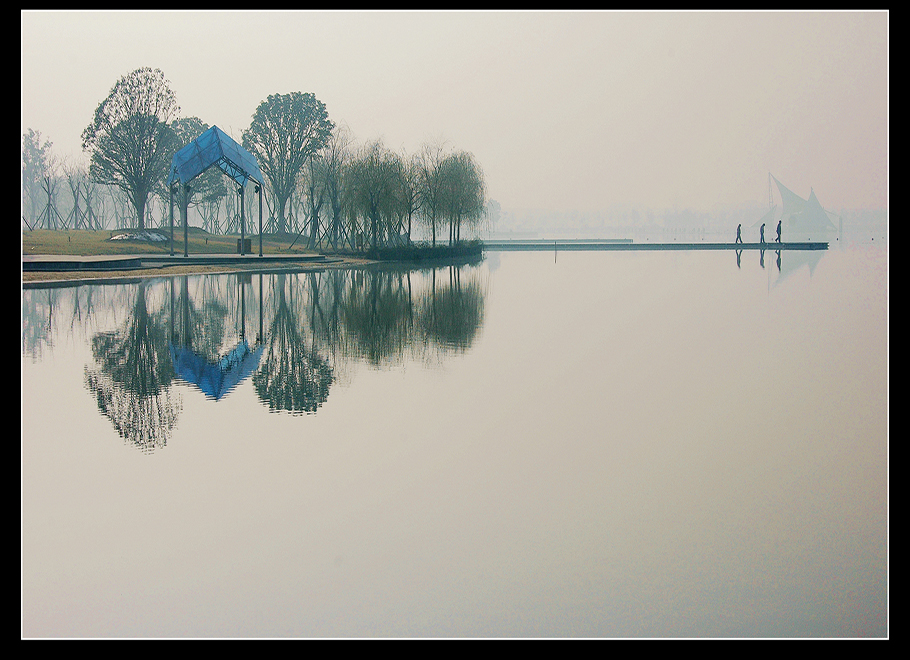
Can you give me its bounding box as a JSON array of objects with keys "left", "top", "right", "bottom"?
[
  {"left": 239, "top": 184, "right": 246, "bottom": 256},
  {"left": 182, "top": 183, "right": 191, "bottom": 258},
  {"left": 257, "top": 184, "right": 263, "bottom": 257},
  {"left": 169, "top": 183, "right": 175, "bottom": 257}
]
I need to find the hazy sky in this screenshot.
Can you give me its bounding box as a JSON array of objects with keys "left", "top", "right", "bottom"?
[{"left": 21, "top": 10, "right": 888, "bottom": 214}]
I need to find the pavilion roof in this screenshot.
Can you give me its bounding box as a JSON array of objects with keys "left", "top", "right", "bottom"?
[{"left": 167, "top": 125, "right": 263, "bottom": 188}]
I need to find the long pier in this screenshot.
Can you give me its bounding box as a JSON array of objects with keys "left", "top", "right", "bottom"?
[
  {"left": 22, "top": 239, "right": 828, "bottom": 274},
  {"left": 482, "top": 239, "right": 827, "bottom": 252}
]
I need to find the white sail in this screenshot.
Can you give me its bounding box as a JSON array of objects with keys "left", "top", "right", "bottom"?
[
  {"left": 805, "top": 188, "right": 838, "bottom": 231},
  {"left": 769, "top": 174, "right": 837, "bottom": 234},
  {"left": 771, "top": 174, "right": 807, "bottom": 223}
]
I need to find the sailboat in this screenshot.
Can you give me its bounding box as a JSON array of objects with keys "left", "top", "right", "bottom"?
[{"left": 765, "top": 174, "right": 839, "bottom": 236}]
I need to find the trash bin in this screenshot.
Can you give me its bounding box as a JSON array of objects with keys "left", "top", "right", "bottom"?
[{"left": 237, "top": 238, "right": 252, "bottom": 253}]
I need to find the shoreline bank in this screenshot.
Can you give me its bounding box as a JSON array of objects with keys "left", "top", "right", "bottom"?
[
  {"left": 21, "top": 232, "right": 486, "bottom": 287},
  {"left": 21, "top": 255, "right": 377, "bottom": 288}
]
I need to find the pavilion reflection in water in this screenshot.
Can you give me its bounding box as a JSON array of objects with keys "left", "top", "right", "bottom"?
[
  {"left": 73, "top": 263, "right": 486, "bottom": 451},
  {"left": 169, "top": 340, "right": 264, "bottom": 402},
  {"left": 168, "top": 272, "right": 265, "bottom": 402}
]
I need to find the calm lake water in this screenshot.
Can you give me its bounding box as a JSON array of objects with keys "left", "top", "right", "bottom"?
[{"left": 21, "top": 236, "right": 888, "bottom": 638}]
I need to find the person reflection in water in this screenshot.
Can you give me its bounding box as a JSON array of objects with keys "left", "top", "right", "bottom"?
[
  {"left": 735, "top": 224, "right": 743, "bottom": 244},
  {"left": 760, "top": 223, "right": 766, "bottom": 244},
  {"left": 736, "top": 249, "right": 742, "bottom": 268},
  {"left": 776, "top": 220, "right": 782, "bottom": 243}
]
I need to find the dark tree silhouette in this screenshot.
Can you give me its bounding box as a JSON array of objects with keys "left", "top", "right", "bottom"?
[
  {"left": 81, "top": 67, "right": 180, "bottom": 230},
  {"left": 242, "top": 92, "right": 334, "bottom": 234}
]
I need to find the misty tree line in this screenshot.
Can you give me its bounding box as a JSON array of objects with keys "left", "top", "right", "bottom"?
[
  {"left": 22, "top": 127, "right": 268, "bottom": 235},
  {"left": 22, "top": 67, "right": 492, "bottom": 249},
  {"left": 22, "top": 127, "right": 269, "bottom": 234},
  {"left": 22, "top": 128, "right": 127, "bottom": 231}
]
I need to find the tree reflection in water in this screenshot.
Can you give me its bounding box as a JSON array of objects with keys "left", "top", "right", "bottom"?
[
  {"left": 419, "top": 265, "right": 484, "bottom": 351},
  {"left": 342, "top": 268, "right": 415, "bottom": 366},
  {"left": 74, "top": 260, "right": 486, "bottom": 447},
  {"left": 254, "top": 272, "right": 334, "bottom": 415},
  {"left": 84, "top": 281, "right": 182, "bottom": 452}
]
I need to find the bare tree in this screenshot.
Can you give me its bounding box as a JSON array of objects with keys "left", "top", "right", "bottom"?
[
  {"left": 22, "top": 128, "right": 54, "bottom": 229},
  {"left": 81, "top": 179, "right": 105, "bottom": 230},
  {"left": 62, "top": 159, "right": 90, "bottom": 230},
  {"left": 36, "top": 156, "right": 65, "bottom": 230}
]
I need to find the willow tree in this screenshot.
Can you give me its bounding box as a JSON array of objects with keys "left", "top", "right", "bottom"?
[
  {"left": 397, "top": 152, "right": 422, "bottom": 244},
  {"left": 349, "top": 140, "right": 404, "bottom": 249},
  {"left": 81, "top": 67, "right": 180, "bottom": 230},
  {"left": 242, "top": 92, "right": 334, "bottom": 234},
  {"left": 440, "top": 150, "right": 486, "bottom": 245},
  {"left": 416, "top": 141, "right": 447, "bottom": 247}
]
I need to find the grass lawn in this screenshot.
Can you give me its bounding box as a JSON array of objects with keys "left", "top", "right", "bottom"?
[{"left": 22, "top": 227, "right": 320, "bottom": 257}]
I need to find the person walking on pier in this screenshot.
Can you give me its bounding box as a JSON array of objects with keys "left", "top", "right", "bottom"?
[
  {"left": 760, "top": 223, "right": 766, "bottom": 244},
  {"left": 735, "top": 224, "right": 743, "bottom": 244},
  {"left": 775, "top": 220, "right": 782, "bottom": 243}
]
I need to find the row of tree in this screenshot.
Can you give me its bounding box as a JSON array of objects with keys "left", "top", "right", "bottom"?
[
  {"left": 23, "top": 67, "right": 489, "bottom": 248},
  {"left": 298, "top": 130, "right": 487, "bottom": 251}
]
